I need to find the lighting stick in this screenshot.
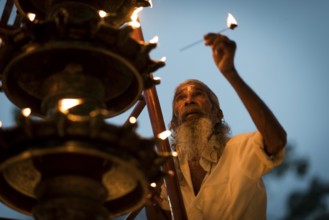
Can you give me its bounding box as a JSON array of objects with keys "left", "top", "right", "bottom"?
[{"left": 180, "top": 13, "right": 238, "bottom": 52}]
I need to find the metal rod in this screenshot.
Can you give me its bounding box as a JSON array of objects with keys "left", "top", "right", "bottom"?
[
  {"left": 123, "top": 98, "right": 146, "bottom": 126},
  {"left": 0, "top": 0, "right": 14, "bottom": 27},
  {"left": 131, "top": 26, "right": 188, "bottom": 220},
  {"left": 13, "top": 11, "right": 23, "bottom": 28}
]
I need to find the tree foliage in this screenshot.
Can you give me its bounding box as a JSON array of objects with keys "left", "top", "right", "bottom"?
[{"left": 266, "top": 144, "right": 329, "bottom": 220}]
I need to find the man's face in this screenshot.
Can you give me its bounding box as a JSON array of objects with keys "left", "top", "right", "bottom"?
[{"left": 173, "top": 83, "right": 213, "bottom": 125}]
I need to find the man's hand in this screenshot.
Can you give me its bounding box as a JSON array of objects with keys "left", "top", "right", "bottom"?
[
  {"left": 144, "top": 186, "right": 163, "bottom": 207},
  {"left": 144, "top": 185, "right": 172, "bottom": 220},
  {"left": 204, "top": 33, "right": 237, "bottom": 76}
]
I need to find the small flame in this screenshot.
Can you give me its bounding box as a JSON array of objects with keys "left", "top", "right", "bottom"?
[
  {"left": 150, "top": 36, "right": 158, "bottom": 44},
  {"left": 153, "top": 76, "right": 161, "bottom": 82},
  {"left": 171, "top": 151, "right": 178, "bottom": 157},
  {"left": 160, "top": 57, "right": 167, "bottom": 62},
  {"left": 129, "top": 116, "right": 137, "bottom": 124},
  {"left": 22, "top": 108, "right": 31, "bottom": 117},
  {"left": 98, "top": 10, "right": 108, "bottom": 18},
  {"left": 58, "top": 98, "right": 83, "bottom": 113},
  {"left": 157, "top": 130, "right": 172, "bottom": 140},
  {"left": 27, "top": 13, "right": 36, "bottom": 22},
  {"left": 150, "top": 182, "right": 157, "bottom": 188},
  {"left": 227, "top": 13, "right": 238, "bottom": 29},
  {"left": 129, "top": 7, "right": 143, "bottom": 28}
]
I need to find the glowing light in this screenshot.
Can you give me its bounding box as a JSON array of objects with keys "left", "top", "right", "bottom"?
[
  {"left": 0, "top": 121, "right": 2, "bottom": 128},
  {"left": 153, "top": 76, "right": 161, "bottom": 82},
  {"left": 149, "top": 36, "right": 158, "bottom": 44},
  {"left": 27, "top": 13, "right": 36, "bottom": 22},
  {"left": 22, "top": 108, "right": 31, "bottom": 117},
  {"left": 129, "top": 116, "right": 137, "bottom": 124},
  {"left": 150, "top": 182, "right": 157, "bottom": 188},
  {"left": 160, "top": 57, "right": 167, "bottom": 62},
  {"left": 58, "top": 99, "right": 83, "bottom": 113},
  {"left": 227, "top": 13, "right": 238, "bottom": 29},
  {"left": 26, "top": 45, "right": 36, "bottom": 53},
  {"left": 149, "top": 0, "right": 153, "bottom": 8},
  {"left": 98, "top": 10, "right": 108, "bottom": 18},
  {"left": 157, "top": 130, "right": 171, "bottom": 140},
  {"left": 167, "top": 170, "right": 175, "bottom": 176},
  {"left": 128, "top": 7, "right": 143, "bottom": 28},
  {"left": 171, "top": 151, "right": 178, "bottom": 157}
]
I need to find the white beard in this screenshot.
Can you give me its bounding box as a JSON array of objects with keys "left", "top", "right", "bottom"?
[{"left": 175, "top": 118, "right": 213, "bottom": 161}]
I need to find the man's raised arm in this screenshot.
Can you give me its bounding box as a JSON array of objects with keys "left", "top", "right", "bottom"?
[{"left": 204, "top": 33, "right": 287, "bottom": 155}]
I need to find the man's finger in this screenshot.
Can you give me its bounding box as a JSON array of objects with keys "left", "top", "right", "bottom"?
[{"left": 204, "top": 33, "right": 218, "bottom": 45}]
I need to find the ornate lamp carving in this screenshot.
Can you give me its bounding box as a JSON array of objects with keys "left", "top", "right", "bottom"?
[{"left": 0, "top": 0, "right": 167, "bottom": 219}]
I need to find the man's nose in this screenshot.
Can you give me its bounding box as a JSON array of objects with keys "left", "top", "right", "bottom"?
[{"left": 184, "top": 94, "right": 195, "bottom": 106}]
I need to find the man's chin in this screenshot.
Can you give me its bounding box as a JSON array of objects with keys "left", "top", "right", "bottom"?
[{"left": 183, "top": 114, "right": 203, "bottom": 123}]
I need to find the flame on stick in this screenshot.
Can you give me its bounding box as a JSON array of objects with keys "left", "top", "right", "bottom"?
[{"left": 227, "top": 13, "right": 238, "bottom": 29}]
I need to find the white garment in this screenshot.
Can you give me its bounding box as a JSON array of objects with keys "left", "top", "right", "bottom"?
[{"left": 160, "top": 131, "right": 285, "bottom": 220}]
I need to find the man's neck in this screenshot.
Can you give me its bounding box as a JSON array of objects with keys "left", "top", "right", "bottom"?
[{"left": 188, "top": 158, "right": 206, "bottom": 195}]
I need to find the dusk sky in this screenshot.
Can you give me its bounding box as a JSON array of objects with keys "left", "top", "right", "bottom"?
[{"left": 1, "top": 1, "right": 329, "bottom": 219}]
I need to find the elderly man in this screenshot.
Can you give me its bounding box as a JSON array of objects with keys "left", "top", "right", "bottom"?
[{"left": 156, "top": 33, "right": 287, "bottom": 220}]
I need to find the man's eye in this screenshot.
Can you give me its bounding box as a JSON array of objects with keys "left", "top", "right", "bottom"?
[{"left": 175, "top": 95, "right": 185, "bottom": 101}]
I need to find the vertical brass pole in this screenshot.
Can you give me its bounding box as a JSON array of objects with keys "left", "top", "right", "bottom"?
[{"left": 131, "top": 27, "right": 187, "bottom": 220}]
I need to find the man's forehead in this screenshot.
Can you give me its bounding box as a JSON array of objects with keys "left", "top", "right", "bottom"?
[{"left": 175, "top": 82, "right": 207, "bottom": 95}]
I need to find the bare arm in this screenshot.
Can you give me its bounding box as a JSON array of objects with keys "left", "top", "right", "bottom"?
[{"left": 204, "top": 33, "right": 287, "bottom": 155}]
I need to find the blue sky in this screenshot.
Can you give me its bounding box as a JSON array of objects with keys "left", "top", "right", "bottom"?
[{"left": 1, "top": 1, "right": 329, "bottom": 219}]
